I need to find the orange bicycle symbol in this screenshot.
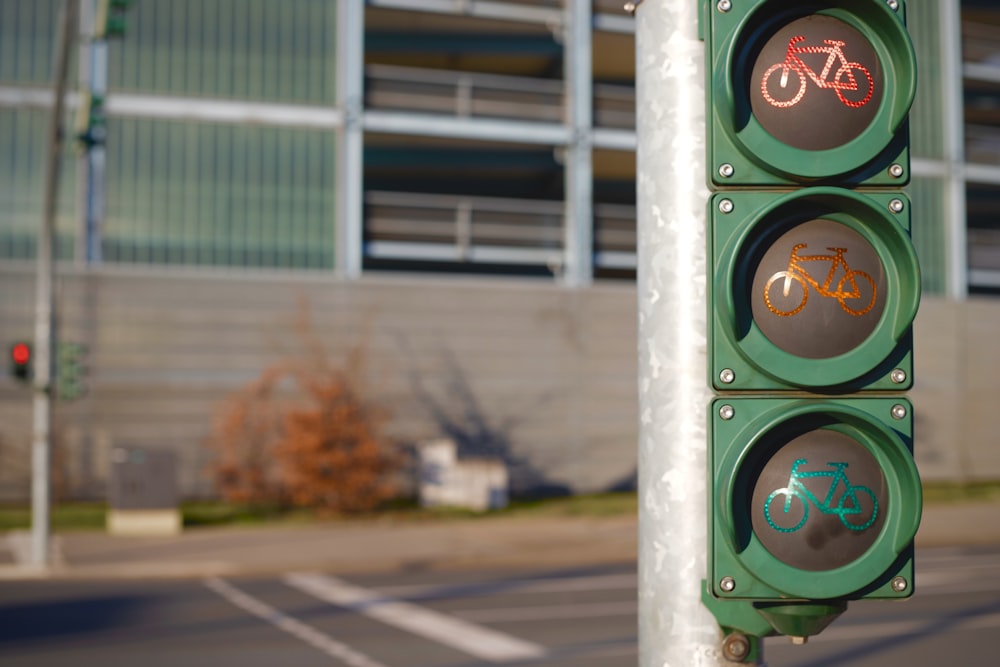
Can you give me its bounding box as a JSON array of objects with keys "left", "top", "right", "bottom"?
[
  {"left": 764, "top": 243, "right": 877, "bottom": 317},
  {"left": 760, "top": 35, "right": 874, "bottom": 109}
]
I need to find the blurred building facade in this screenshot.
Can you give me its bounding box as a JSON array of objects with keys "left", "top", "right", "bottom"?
[{"left": 0, "top": 0, "right": 998, "bottom": 500}]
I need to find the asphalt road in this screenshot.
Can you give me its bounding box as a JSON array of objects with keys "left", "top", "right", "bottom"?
[{"left": 0, "top": 545, "right": 997, "bottom": 666}]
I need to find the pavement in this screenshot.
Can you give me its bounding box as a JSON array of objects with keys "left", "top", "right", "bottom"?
[{"left": 0, "top": 501, "right": 997, "bottom": 580}]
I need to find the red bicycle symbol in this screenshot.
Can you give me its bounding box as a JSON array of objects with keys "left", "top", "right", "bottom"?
[{"left": 760, "top": 35, "right": 874, "bottom": 109}]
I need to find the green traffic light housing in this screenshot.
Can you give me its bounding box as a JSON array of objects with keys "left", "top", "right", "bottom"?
[
  {"left": 706, "top": 0, "right": 916, "bottom": 186},
  {"left": 708, "top": 397, "right": 920, "bottom": 636},
  {"left": 75, "top": 93, "right": 108, "bottom": 148},
  {"left": 57, "top": 342, "right": 89, "bottom": 401},
  {"left": 702, "top": 0, "right": 920, "bottom": 650},
  {"left": 709, "top": 187, "right": 920, "bottom": 392},
  {"left": 102, "top": 0, "right": 135, "bottom": 39}
]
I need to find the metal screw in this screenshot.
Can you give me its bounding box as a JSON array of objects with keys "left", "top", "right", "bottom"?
[
  {"left": 891, "top": 404, "right": 908, "bottom": 420},
  {"left": 719, "top": 404, "right": 735, "bottom": 421},
  {"left": 722, "top": 633, "right": 750, "bottom": 662},
  {"left": 889, "top": 163, "right": 904, "bottom": 178},
  {"left": 890, "top": 368, "right": 907, "bottom": 384},
  {"left": 717, "top": 0, "right": 732, "bottom": 12},
  {"left": 889, "top": 198, "right": 905, "bottom": 213},
  {"left": 719, "top": 163, "right": 735, "bottom": 178},
  {"left": 718, "top": 198, "right": 734, "bottom": 214},
  {"left": 891, "top": 576, "right": 908, "bottom": 592},
  {"left": 719, "top": 368, "right": 735, "bottom": 384},
  {"left": 886, "top": 0, "right": 899, "bottom": 11},
  {"left": 720, "top": 576, "right": 736, "bottom": 592}
]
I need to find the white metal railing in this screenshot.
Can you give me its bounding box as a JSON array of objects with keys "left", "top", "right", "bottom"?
[
  {"left": 969, "top": 228, "right": 1000, "bottom": 288},
  {"left": 593, "top": 0, "right": 635, "bottom": 34},
  {"left": 365, "top": 64, "right": 636, "bottom": 129},
  {"left": 365, "top": 190, "right": 636, "bottom": 269},
  {"left": 365, "top": 64, "right": 563, "bottom": 122},
  {"left": 594, "top": 202, "right": 637, "bottom": 269},
  {"left": 368, "top": 0, "right": 634, "bottom": 33},
  {"left": 368, "top": 0, "right": 563, "bottom": 26},
  {"left": 967, "top": 124, "right": 1000, "bottom": 168},
  {"left": 962, "top": 20, "right": 1000, "bottom": 67}
]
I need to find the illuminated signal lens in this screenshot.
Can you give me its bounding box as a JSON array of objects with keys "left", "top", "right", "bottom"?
[
  {"left": 9, "top": 341, "right": 32, "bottom": 382},
  {"left": 11, "top": 343, "right": 31, "bottom": 366}
]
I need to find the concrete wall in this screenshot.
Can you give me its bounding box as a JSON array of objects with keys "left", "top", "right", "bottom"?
[
  {"left": 0, "top": 266, "right": 637, "bottom": 500},
  {"left": 911, "top": 297, "right": 1000, "bottom": 482},
  {"left": 0, "top": 265, "right": 994, "bottom": 501}
]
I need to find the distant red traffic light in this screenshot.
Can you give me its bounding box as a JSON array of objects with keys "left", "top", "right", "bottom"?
[
  {"left": 10, "top": 342, "right": 32, "bottom": 381},
  {"left": 11, "top": 342, "right": 30, "bottom": 365}
]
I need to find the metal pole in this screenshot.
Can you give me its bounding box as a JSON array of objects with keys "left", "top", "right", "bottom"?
[
  {"left": 75, "top": 0, "right": 92, "bottom": 267},
  {"left": 940, "top": 0, "right": 967, "bottom": 301},
  {"left": 33, "top": 0, "right": 79, "bottom": 568},
  {"left": 636, "top": 1, "right": 728, "bottom": 665},
  {"left": 75, "top": 0, "right": 107, "bottom": 266},
  {"left": 336, "top": 0, "right": 364, "bottom": 279},
  {"left": 562, "top": 0, "right": 593, "bottom": 287}
]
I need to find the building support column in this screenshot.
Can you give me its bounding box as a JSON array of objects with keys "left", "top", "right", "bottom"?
[
  {"left": 336, "top": 0, "right": 364, "bottom": 279},
  {"left": 562, "top": 0, "right": 593, "bottom": 287},
  {"left": 941, "top": 0, "right": 967, "bottom": 300}
]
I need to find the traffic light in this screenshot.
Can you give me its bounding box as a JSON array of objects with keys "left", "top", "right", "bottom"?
[
  {"left": 98, "top": 0, "right": 135, "bottom": 39},
  {"left": 57, "top": 342, "right": 89, "bottom": 401},
  {"left": 702, "top": 0, "right": 921, "bottom": 651},
  {"left": 709, "top": 187, "right": 919, "bottom": 392},
  {"left": 706, "top": 0, "right": 916, "bottom": 187},
  {"left": 9, "top": 342, "right": 32, "bottom": 382},
  {"left": 75, "top": 91, "right": 108, "bottom": 148},
  {"left": 705, "top": 397, "right": 920, "bottom": 639}
]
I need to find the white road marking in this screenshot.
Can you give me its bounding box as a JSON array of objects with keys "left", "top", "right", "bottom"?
[
  {"left": 284, "top": 571, "right": 546, "bottom": 663},
  {"left": 204, "top": 577, "right": 388, "bottom": 667}
]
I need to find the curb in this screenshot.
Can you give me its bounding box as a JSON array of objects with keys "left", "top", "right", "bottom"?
[{"left": 0, "top": 502, "right": 996, "bottom": 581}]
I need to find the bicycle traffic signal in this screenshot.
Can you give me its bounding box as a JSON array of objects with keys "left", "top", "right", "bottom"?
[
  {"left": 706, "top": 0, "right": 916, "bottom": 186},
  {"left": 706, "top": 398, "right": 920, "bottom": 634},
  {"left": 709, "top": 187, "right": 919, "bottom": 392},
  {"left": 702, "top": 0, "right": 922, "bottom": 650}
]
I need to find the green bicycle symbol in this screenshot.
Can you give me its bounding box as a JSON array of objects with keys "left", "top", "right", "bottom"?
[{"left": 764, "top": 458, "right": 878, "bottom": 533}]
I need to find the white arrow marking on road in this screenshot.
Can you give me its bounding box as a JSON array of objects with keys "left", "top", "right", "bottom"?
[{"left": 284, "top": 571, "right": 546, "bottom": 663}]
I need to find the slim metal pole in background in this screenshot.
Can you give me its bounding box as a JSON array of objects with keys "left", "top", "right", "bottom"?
[
  {"left": 636, "top": 1, "right": 729, "bottom": 665},
  {"left": 33, "top": 0, "right": 79, "bottom": 568}
]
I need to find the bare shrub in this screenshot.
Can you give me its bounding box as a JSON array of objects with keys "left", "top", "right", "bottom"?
[
  {"left": 274, "top": 346, "right": 398, "bottom": 513},
  {"left": 208, "top": 366, "right": 287, "bottom": 505},
  {"left": 206, "top": 309, "right": 399, "bottom": 513}
]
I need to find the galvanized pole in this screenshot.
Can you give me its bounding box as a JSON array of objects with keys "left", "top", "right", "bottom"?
[
  {"left": 336, "top": 0, "right": 364, "bottom": 280},
  {"left": 940, "top": 0, "right": 967, "bottom": 301},
  {"left": 83, "top": 0, "right": 108, "bottom": 265},
  {"left": 636, "top": 1, "right": 728, "bottom": 665},
  {"left": 33, "top": 0, "right": 78, "bottom": 568}
]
